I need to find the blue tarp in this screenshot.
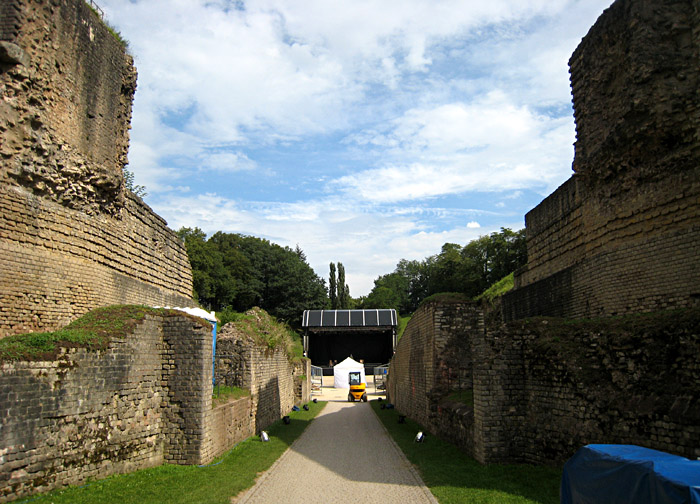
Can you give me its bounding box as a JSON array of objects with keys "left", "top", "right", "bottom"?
[{"left": 561, "top": 445, "right": 700, "bottom": 504}]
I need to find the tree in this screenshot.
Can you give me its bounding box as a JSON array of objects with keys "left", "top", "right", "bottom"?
[
  {"left": 329, "top": 263, "right": 338, "bottom": 309},
  {"left": 178, "top": 229, "right": 328, "bottom": 326},
  {"left": 337, "top": 262, "right": 350, "bottom": 309},
  {"left": 361, "top": 227, "right": 528, "bottom": 313}
]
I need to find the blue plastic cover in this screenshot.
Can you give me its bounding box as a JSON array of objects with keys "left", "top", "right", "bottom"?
[{"left": 561, "top": 444, "right": 700, "bottom": 504}]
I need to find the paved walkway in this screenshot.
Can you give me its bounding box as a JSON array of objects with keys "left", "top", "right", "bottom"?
[{"left": 235, "top": 380, "right": 437, "bottom": 504}]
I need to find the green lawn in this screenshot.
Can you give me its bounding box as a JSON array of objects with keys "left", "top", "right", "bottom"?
[
  {"left": 371, "top": 400, "right": 561, "bottom": 504},
  {"left": 18, "top": 401, "right": 326, "bottom": 504}
]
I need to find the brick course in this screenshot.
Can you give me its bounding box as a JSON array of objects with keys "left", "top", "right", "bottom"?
[
  {"left": 0, "top": 310, "right": 286, "bottom": 502},
  {"left": 0, "top": 0, "right": 193, "bottom": 337},
  {"left": 503, "top": 0, "right": 700, "bottom": 320}
]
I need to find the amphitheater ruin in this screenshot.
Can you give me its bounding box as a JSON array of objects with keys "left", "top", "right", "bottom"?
[{"left": 1, "top": 0, "right": 698, "bottom": 501}]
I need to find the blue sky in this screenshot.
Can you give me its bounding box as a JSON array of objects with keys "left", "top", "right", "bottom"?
[{"left": 101, "top": 0, "right": 613, "bottom": 296}]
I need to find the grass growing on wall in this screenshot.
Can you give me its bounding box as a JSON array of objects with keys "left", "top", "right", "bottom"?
[
  {"left": 476, "top": 272, "right": 515, "bottom": 303},
  {"left": 397, "top": 314, "right": 412, "bottom": 341},
  {"left": 0, "top": 306, "right": 176, "bottom": 362},
  {"left": 212, "top": 385, "right": 249, "bottom": 408},
  {"left": 370, "top": 400, "right": 561, "bottom": 504},
  {"left": 217, "top": 307, "right": 305, "bottom": 362},
  {"left": 18, "top": 400, "right": 326, "bottom": 504}
]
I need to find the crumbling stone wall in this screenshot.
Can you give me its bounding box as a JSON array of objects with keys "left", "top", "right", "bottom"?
[
  {"left": 389, "top": 301, "right": 700, "bottom": 465},
  {"left": 475, "top": 309, "right": 700, "bottom": 465},
  {"left": 503, "top": 0, "right": 700, "bottom": 320},
  {"left": 0, "top": 311, "right": 229, "bottom": 502},
  {"left": 215, "top": 322, "right": 310, "bottom": 434},
  {"left": 387, "top": 300, "right": 482, "bottom": 456},
  {"left": 0, "top": 0, "right": 193, "bottom": 337}
]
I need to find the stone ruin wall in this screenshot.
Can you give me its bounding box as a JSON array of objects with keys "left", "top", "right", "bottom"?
[
  {"left": 387, "top": 300, "right": 481, "bottom": 459},
  {"left": 476, "top": 310, "right": 700, "bottom": 466},
  {"left": 0, "top": 308, "right": 315, "bottom": 503},
  {"left": 0, "top": 312, "right": 222, "bottom": 502},
  {"left": 215, "top": 322, "right": 311, "bottom": 434},
  {"left": 0, "top": 0, "right": 193, "bottom": 338},
  {"left": 388, "top": 301, "right": 700, "bottom": 466},
  {"left": 503, "top": 0, "right": 700, "bottom": 321}
]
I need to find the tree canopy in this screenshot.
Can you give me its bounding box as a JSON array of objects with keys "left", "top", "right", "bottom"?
[
  {"left": 359, "top": 228, "right": 526, "bottom": 314},
  {"left": 177, "top": 228, "right": 327, "bottom": 326}
]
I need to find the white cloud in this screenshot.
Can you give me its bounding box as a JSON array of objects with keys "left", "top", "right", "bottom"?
[
  {"left": 98, "top": 0, "right": 616, "bottom": 296},
  {"left": 199, "top": 151, "right": 257, "bottom": 173},
  {"left": 337, "top": 90, "right": 574, "bottom": 202}
]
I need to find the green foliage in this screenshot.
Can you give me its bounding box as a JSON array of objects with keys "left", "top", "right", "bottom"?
[
  {"left": 226, "top": 308, "right": 304, "bottom": 362},
  {"left": 329, "top": 262, "right": 338, "bottom": 309},
  {"left": 122, "top": 167, "right": 147, "bottom": 198},
  {"left": 362, "top": 228, "right": 526, "bottom": 314},
  {"left": 476, "top": 272, "right": 515, "bottom": 303},
  {"left": 397, "top": 315, "right": 411, "bottom": 342},
  {"left": 447, "top": 389, "right": 474, "bottom": 406},
  {"left": 0, "top": 305, "right": 162, "bottom": 362},
  {"left": 23, "top": 401, "right": 326, "bottom": 504},
  {"left": 336, "top": 262, "right": 350, "bottom": 309},
  {"left": 329, "top": 262, "right": 350, "bottom": 309},
  {"left": 420, "top": 292, "right": 471, "bottom": 306},
  {"left": 212, "top": 386, "right": 249, "bottom": 408},
  {"left": 371, "top": 401, "right": 561, "bottom": 503},
  {"left": 177, "top": 228, "right": 327, "bottom": 327}
]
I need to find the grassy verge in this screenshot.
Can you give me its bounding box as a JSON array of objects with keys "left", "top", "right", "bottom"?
[
  {"left": 371, "top": 400, "right": 561, "bottom": 503},
  {"left": 19, "top": 401, "right": 326, "bottom": 504},
  {"left": 0, "top": 306, "right": 172, "bottom": 362},
  {"left": 212, "top": 385, "right": 249, "bottom": 408},
  {"left": 397, "top": 314, "right": 412, "bottom": 341}
]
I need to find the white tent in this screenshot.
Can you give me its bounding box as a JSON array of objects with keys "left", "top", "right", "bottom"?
[{"left": 333, "top": 357, "right": 366, "bottom": 389}]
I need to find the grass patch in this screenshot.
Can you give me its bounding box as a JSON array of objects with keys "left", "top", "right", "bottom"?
[
  {"left": 212, "top": 385, "right": 249, "bottom": 408},
  {"left": 420, "top": 292, "right": 471, "bottom": 307},
  {"left": 476, "top": 272, "right": 514, "bottom": 303},
  {"left": 219, "top": 307, "right": 305, "bottom": 363},
  {"left": 446, "top": 388, "right": 473, "bottom": 406},
  {"left": 371, "top": 401, "right": 561, "bottom": 503},
  {"left": 0, "top": 306, "right": 174, "bottom": 362},
  {"left": 397, "top": 314, "right": 412, "bottom": 342},
  {"left": 19, "top": 401, "right": 326, "bottom": 504}
]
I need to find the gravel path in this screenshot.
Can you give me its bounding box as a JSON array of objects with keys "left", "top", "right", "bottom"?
[{"left": 235, "top": 391, "right": 437, "bottom": 504}]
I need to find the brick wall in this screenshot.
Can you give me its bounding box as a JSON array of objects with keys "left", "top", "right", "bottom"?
[
  {"left": 389, "top": 301, "right": 700, "bottom": 466},
  {"left": 475, "top": 309, "right": 700, "bottom": 465},
  {"left": 387, "top": 300, "right": 482, "bottom": 456},
  {"left": 0, "top": 186, "right": 193, "bottom": 337},
  {"left": 201, "top": 397, "right": 254, "bottom": 464},
  {"left": 215, "top": 323, "right": 310, "bottom": 435},
  {"left": 0, "top": 311, "right": 218, "bottom": 502},
  {"left": 0, "top": 0, "right": 21, "bottom": 42},
  {"left": 0, "top": 0, "right": 194, "bottom": 337},
  {"left": 504, "top": 0, "right": 700, "bottom": 320}
]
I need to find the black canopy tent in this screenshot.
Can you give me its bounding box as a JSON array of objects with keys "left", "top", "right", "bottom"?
[{"left": 301, "top": 309, "right": 398, "bottom": 367}]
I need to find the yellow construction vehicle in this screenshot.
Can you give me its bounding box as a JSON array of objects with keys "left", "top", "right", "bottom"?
[{"left": 348, "top": 371, "right": 367, "bottom": 402}]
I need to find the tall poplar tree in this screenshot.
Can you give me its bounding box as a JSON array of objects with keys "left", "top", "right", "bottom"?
[
  {"left": 329, "top": 262, "right": 338, "bottom": 309},
  {"left": 337, "top": 262, "right": 350, "bottom": 309}
]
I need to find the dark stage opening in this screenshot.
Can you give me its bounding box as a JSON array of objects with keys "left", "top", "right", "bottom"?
[{"left": 302, "top": 309, "right": 397, "bottom": 367}]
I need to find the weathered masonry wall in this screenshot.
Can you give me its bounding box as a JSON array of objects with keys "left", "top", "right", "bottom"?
[
  {"left": 476, "top": 309, "right": 700, "bottom": 465},
  {"left": 387, "top": 300, "right": 482, "bottom": 457},
  {"left": 0, "top": 311, "right": 232, "bottom": 502},
  {"left": 0, "top": 187, "right": 194, "bottom": 336},
  {"left": 503, "top": 0, "right": 700, "bottom": 320},
  {"left": 215, "top": 324, "right": 311, "bottom": 434},
  {"left": 0, "top": 0, "right": 193, "bottom": 338},
  {"left": 389, "top": 302, "right": 700, "bottom": 466}
]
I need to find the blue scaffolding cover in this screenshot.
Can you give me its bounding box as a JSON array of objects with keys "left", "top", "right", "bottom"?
[{"left": 561, "top": 445, "right": 700, "bottom": 504}]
